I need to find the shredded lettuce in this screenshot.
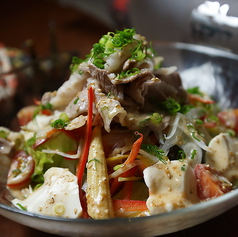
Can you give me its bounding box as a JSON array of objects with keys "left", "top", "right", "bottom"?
[{"left": 26, "top": 132, "right": 78, "bottom": 185}]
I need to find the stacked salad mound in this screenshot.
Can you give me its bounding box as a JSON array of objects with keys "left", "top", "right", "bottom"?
[{"left": 1, "top": 28, "right": 238, "bottom": 219}]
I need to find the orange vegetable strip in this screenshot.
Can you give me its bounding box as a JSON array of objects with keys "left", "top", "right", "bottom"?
[
  {"left": 120, "top": 166, "right": 138, "bottom": 200},
  {"left": 188, "top": 94, "right": 214, "bottom": 104},
  {"left": 124, "top": 132, "right": 143, "bottom": 164},
  {"left": 76, "top": 86, "right": 94, "bottom": 187},
  {"left": 112, "top": 199, "right": 148, "bottom": 212},
  {"left": 110, "top": 132, "right": 143, "bottom": 196}
]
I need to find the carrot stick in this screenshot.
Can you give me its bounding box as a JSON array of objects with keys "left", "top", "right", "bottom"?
[
  {"left": 120, "top": 166, "right": 138, "bottom": 200},
  {"left": 124, "top": 132, "right": 143, "bottom": 164},
  {"left": 76, "top": 86, "right": 94, "bottom": 187},
  {"left": 110, "top": 132, "right": 143, "bottom": 196}
]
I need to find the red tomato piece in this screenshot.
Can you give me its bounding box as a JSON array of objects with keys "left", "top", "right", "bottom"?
[
  {"left": 194, "top": 164, "right": 232, "bottom": 200},
  {"left": 218, "top": 109, "right": 238, "bottom": 133},
  {"left": 112, "top": 199, "right": 148, "bottom": 212},
  {"left": 7, "top": 150, "right": 35, "bottom": 188}
]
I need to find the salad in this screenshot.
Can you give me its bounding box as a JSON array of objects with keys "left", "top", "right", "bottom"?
[{"left": 1, "top": 28, "right": 238, "bottom": 219}]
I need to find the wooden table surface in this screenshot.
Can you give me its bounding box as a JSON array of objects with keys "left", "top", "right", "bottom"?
[{"left": 0, "top": 1, "right": 238, "bottom": 236}]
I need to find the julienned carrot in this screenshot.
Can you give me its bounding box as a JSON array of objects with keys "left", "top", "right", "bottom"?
[
  {"left": 124, "top": 132, "right": 143, "bottom": 164},
  {"left": 120, "top": 166, "right": 138, "bottom": 200},
  {"left": 110, "top": 132, "right": 143, "bottom": 196},
  {"left": 112, "top": 199, "right": 148, "bottom": 213},
  {"left": 76, "top": 86, "right": 94, "bottom": 187}
]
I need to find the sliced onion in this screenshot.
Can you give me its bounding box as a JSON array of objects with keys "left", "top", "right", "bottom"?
[
  {"left": 164, "top": 113, "right": 181, "bottom": 140},
  {"left": 192, "top": 137, "right": 210, "bottom": 151},
  {"left": 138, "top": 149, "right": 159, "bottom": 164},
  {"left": 109, "top": 160, "right": 142, "bottom": 179},
  {"left": 181, "top": 141, "right": 203, "bottom": 167}
]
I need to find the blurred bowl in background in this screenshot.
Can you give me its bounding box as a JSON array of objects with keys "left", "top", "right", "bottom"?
[{"left": 0, "top": 43, "right": 76, "bottom": 130}]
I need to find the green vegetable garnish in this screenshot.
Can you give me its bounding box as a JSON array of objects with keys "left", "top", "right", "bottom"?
[
  {"left": 107, "top": 92, "right": 116, "bottom": 98},
  {"left": 51, "top": 113, "right": 69, "bottom": 129},
  {"left": 187, "top": 124, "right": 201, "bottom": 141},
  {"left": 117, "top": 68, "right": 140, "bottom": 79},
  {"left": 181, "top": 164, "right": 186, "bottom": 171},
  {"left": 88, "top": 158, "right": 102, "bottom": 171},
  {"left": 70, "top": 56, "right": 84, "bottom": 73},
  {"left": 73, "top": 97, "right": 79, "bottom": 104},
  {"left": 33, "top": 102, "right": 53, "bottom": 118},
  {"left": 0, "top": 130, "right": 8, "bottom": 139},
  {"left": 87, "top": 28, "right": 150, "bottom": 70},
  {"left": 191, "top": 149, "right": 197, "bottom": 159},
  {"left": 16, "top": 203, "right": 27, "bottom": 211},
  {"left": 187, "top": 86, "right": 203, "bottom": 96},
  {"left": 141, "top": 144, "right": 166, "bottom": 163},
  {"left": 27, "top": 135, "right": 37, "bottom": 147},
  {"left": 178, "top": 150, "right": 186, "bottom": 161},
  {"left": 151, "top": 113, "right": 162, "bottom": 124},
  {"left": 139, "top": 117, "right": 151, "bottom": 128},
  {"left": 157, "top": 97, "right": 181, "bottom": 115},
  {"left": 180, "top": 104, "right": 194, "bottom": 114},
  {"left": 195, "top": 119, "right": 204, "bottom": 125}
]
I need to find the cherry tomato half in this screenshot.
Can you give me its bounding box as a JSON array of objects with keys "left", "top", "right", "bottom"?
[
  {"left": 218, "top": 109, "right": 238, "bottom": 133},
  {"left": 194, "top": 164, "right": 232, "bottom": 200},
  {"left": 7, "top": 150, "right": 35, "bottom": 188}
]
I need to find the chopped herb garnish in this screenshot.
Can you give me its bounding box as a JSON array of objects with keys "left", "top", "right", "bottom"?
[
  {"left": 195, "top": 119, "right": 204, "bottom": 125},
  {"left": 88, "top": 158, "right": 102, "bottom": 164},
  {"left": 74, "top": 97, "right": 79, "bottom": 104},
  {"left": 33, "top": 102, "right": 53, "bottom": 118},
  {"left": 191, "top": 149, "right": 197, "bottom": 159},
  {"left": 70, "top": 56, "right": 84, "bottom": 74},
  {"left": 107, "top": 92, "right": 116, "bottom": 98},
  {"left": 0, "top": 130, "right": 8, "bottom": 139},
  {"left": 117, "top": 68, "right": 140, "bottom": 79},
  {"left": 139, "top": 117, "right": 151, "bottom": 128},
  {"left": 187, "top": 86, "right": 203, "bottom": 96},
  {"left": 86, "top": 28, "right": 152, "bottom": 69},
  {"left": 27, "top": 135, "right": 36, "bottom": 147},
  {"left": 178, "top": 150, "right": 186, "bottom": 161},
  {"left": 51, "top": 119, "right": 68, "bottom": 129},
  {"left": 181, "top": 164, "right": 186, "bottom": 171},
  {"left": 187, "top": 124, "right": 201, "bottom": 141},
  {"left": 16, "top": 203, "right": 27, "bottom": 211},
  {"left": 180, "top": 104, "right": 194, "bottom": 114},
  {"left": 141, "top": 144, "right": 166, "bottom": 163},
  {"left": 12, "top": 168, "right": 21, "bottom": 177},
  {"left": 157, "top": 97, "right": 181, "bottom": 115},
  {"left": 151, "top": 113, "right": 162, "bottom": 124},
  {"left": 227, "top": 129, "right": 236, "bottom": 137},
  {"left": 154, "top": 62, "right": 162, "bottom": 70},
  {"left": 131, "top": 41, "right": 146, "bottom": 61},
  {"left": 88, "top": 158, "right": 102, "bottom": 170},
  {"left": 51, "top": 113, "right": 69, "bottom": 129}
]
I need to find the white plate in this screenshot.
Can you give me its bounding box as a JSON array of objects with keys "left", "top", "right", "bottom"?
[{"left": 1, "top": 42, "right": 238, "bottom": 237}]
